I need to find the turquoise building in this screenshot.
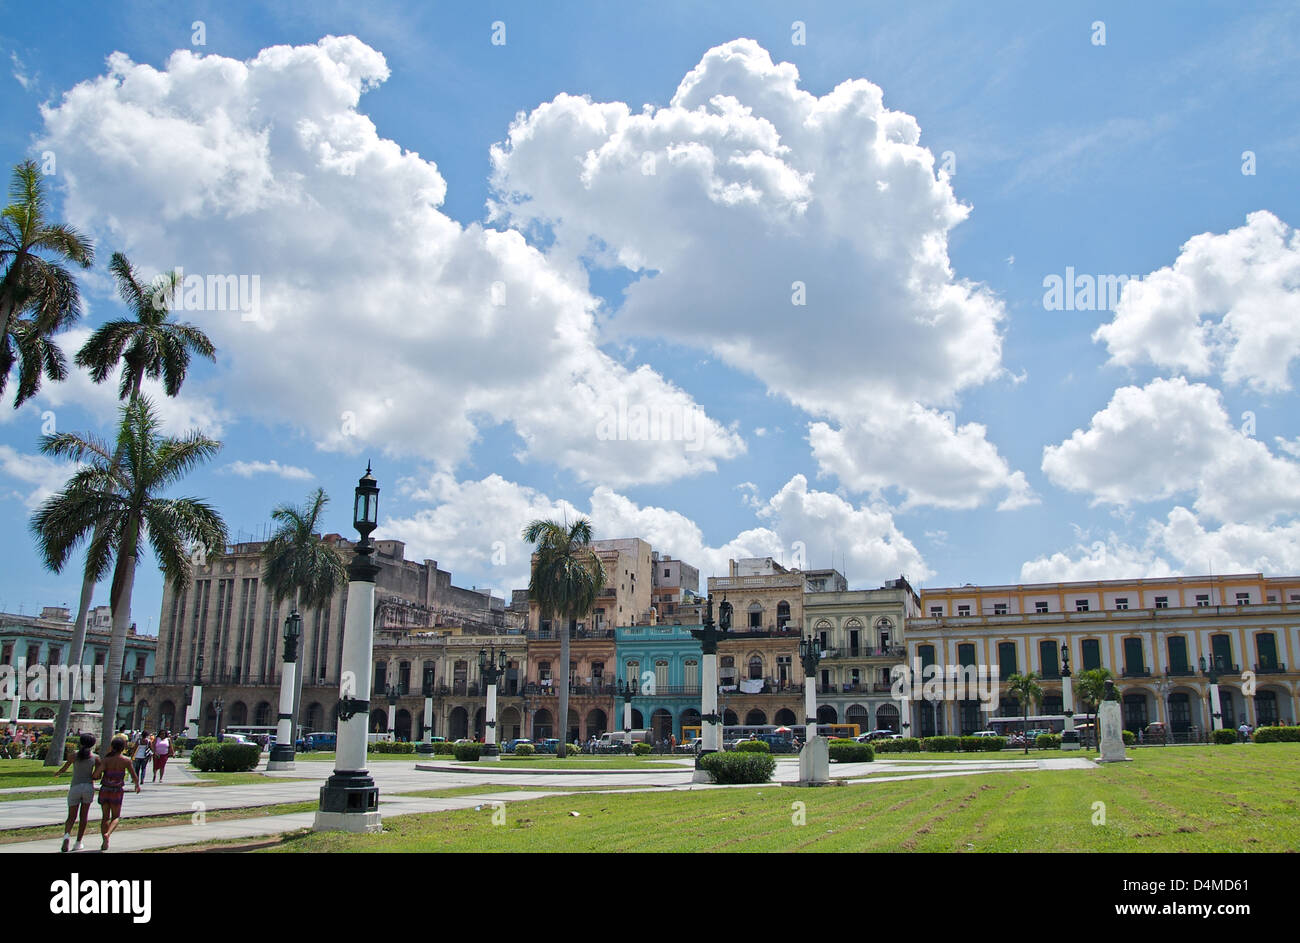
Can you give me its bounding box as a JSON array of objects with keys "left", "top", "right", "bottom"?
[
  {"left": 1, "top": 607, "right": 157, "bottom": 731},
  {"left": 615, "top": 623, "right": 704, "bottom": 741}
]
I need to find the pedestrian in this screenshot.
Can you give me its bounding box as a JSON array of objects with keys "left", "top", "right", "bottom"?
[
  {"left": 131, "top": 730, "right": 152, "bottom": 784},
  {"left": 54, "top": 733, "right": 98, "bottom": 853},
  {"left": 94, "top": 734, "right": 141, "bottom": 851},
  {"left": 152, "top": 729, "right": 172, "bottom": 782}
]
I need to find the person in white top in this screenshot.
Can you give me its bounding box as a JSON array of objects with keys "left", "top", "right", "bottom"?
[
  {"left": 152, "top": 729, "right": 172, "bottom": 782},
  {"left": 131, "top": 731, "right": 152, "bottom": 785}
]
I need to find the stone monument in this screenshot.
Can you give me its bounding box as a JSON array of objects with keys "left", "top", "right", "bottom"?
[{"left": 1097, "top": 679, "right": 1131, "bottom": 763}]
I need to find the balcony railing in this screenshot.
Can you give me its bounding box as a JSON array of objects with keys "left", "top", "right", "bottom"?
[
  {"left": 525, "top": 627, "right": 614, "bottom": 640},
  {"left": 1165, "top": 666, "right": 1196, "bottom": 676},
  {"left": 1123, "top": 668, "right": 1151, "bottom": 678},
  {"left": 1254, "top": 663, "right": 1287, "bottom": 674}
]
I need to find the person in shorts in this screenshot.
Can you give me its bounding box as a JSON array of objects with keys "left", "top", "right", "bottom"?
[
  {"left": 94, "top": 734, "right": 141, "bottom": 851},
  {"left": 54, "top": 733, "right": 98, "bottom": 852},
  {"left": 131, "top": 731, "right": 152, "bottom": 784}
]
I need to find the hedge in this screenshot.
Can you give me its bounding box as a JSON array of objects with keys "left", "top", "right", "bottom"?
[
  {"left": 1035, "top": 733, "right": 1062, "bottom": 750},
  {"left": 31, "top": 737, "right": 79, "bottom": 762},
  {"left": 189, "top": 741, "right": 260, "bottom": 772},
  {"left": 698, "top": 751, "right": 776, "bottom": 784},
  {"left": 921, "top": 736, "right": 960, "bottom": 753},
  {"left": 432, "top": 741, "right": 456, "bottom": 754},
  {"left": 1122, "top": 730, "right": 1137, "bottom": 746},
  {"left": 873, "top": 737, "right": 921, "bottom": 753},
  {"left": 734, "top": 739, "right": 771, "bottom": 753},
  {"left": 632, "top": 742, "right": 652, "bottom": 756},
  {"left": 368, "top": 740, "right": 416, "bottom": 754},
  {"left": 828, "top": 739, "right": 874, "bottom": 763},
  {"left": 453, "top": 742, "right": 483, "bottom": 761},
  {"left": 513, "top": 743, "right": 535, "bottom": 756},
  {"left": 1212, "top": 729, "right": 1239, "bottom": 745},
  {"left": 1253, "top": 726, "right": 1300, "bottom": 743}
]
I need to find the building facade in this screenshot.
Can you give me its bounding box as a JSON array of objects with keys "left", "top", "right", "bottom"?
[
  {"left": 617, "top": 622, "right": 703, "bottom": 739},
  {"left": 905, "top": 574, "right": 1300, "bottom": 737}
]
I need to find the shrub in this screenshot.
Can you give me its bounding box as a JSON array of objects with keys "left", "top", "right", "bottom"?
[
  {"left": 735, "top": 739, "right": 771, "bottom": 753},
  {"left": 874, "top": 737, "right": 921, "bottom": 753},
  {"left": 959, "top": 736, "right": 985, "bottom": 752},
  {"left": 1035, "top": 733, "right": 1062, "bottom": 750},
  {"left": 698, "top": 751, "right": 776, "bottom": 784},
  {"left": 632, "top": 742, "right": 652, "bottom": 756},
  {"left": 453, "top": 742, "right": 483, "bottom": 762},
  {"left": 921, "top": 736, "right": 960, "bottom": 753},
  {"left": 368, "top": 740, "right": 416, "bottom": 754},
  {"left": 1253, "top": 726, "right": 1300, "bottom": 743},
  {"left": 432, "top": 741, "right": 456, "bottom": 754},
  {"left": 189, "top": 741, "right": 260, "bottom": 772},
  {"left": 981, "top": 736, "right": 1008, "bottom": 752},
  {"left": 1212, "top": 729, "right": 1239, "bottom": 745},
  {"left": 828, "top": 739, "right": 874, "bottom": 763},
  {"left": 1122, "top": 730, "right": 1137, "bottom": 746},
  {"left": 513, "top": 743, "right": 535, "bottom": 756}
]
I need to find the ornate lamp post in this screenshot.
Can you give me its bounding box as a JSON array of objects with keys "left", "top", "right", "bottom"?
[
  {"left": 798, "top": 634, "right": 823, "bottom": 738},
  {"left": 1200, "top": 655, "right": 1224, "bottom": 735},
  {"left": 268, "top": 609, "right": 302, "bottom": 769},
  {"left": 213, "top": 695, "right": 224, "bottom": 741},
  {"left": 421, "top": 662, "right": 436, "bottom": 747},
  {"left": 315, "top": 464, "right": 382, "bottom": 832},
  {"left": 1156, "top": 678, "right": 1172, "bottom": 744},
  {"left": 185, "top": 654, "right": 204, "bottom": 740},
  {"left": 619, "top": 676, "right": 636, "bottom": 733},
  {"left": 690, "top": 594, "right": 731, "bottom": 766},
  {"left": 385, "top": 684, "right": 399, "bottom": 740},
  {"left": 479, "top": 644, "right": 508, "bottom": 758},
  {"left": 1060, "top": 642, "right": 1080, "bottom": 751}
]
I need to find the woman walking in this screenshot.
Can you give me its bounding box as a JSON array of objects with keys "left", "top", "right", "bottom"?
[
  {"left": 94, "top": 734, "right": 141, "bottom": 851},
  {"left": 151, "top": 729, "right": 172, "bottom": 782},
  {"left": 53, "top": 734, "right": 98, "bottom": 852},
  {"left": 131, "top": 731, "right": 152, "bottom": 785}
]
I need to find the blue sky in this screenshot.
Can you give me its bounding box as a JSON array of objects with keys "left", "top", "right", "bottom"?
[{"left": 2, "top": 1, "right": 1298, "bottom": 634}]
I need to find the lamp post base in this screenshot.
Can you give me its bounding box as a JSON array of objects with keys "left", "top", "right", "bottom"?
[
  {"left": 267, "top": 744, "right": 296, "bottom": 770},
  {"left": 316, "top": 769, "right": 379, "bottom": 831},
  {"left": 313, "top": 810, "right": 382, "bottom": 833}
]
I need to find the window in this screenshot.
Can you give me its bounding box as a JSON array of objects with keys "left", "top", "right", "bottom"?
[
  {"left": 1115, "top": 597, "right": 1128, "bottom": 610},
  {"left": 684, "top": 659, "right": 699, "bottom": 689},
  {"left": 664, "top": 568, "right": 670, "bottom": 577},
  {"left": 1154, "top": 596, "right": 1169, "bottom": 609},
  {"left": 1255, "top": 633, "right": 1279, "bottom": 671},
  {"left": 957, "top": 644, "right": 976, "bottom": 668},
  {"left": 1291, "top": 594, "right": 1300, "bottom": 602},
  {"left": 1123, "top": 637, "right": 1146, "bottom": 675},
  {"left": 930, "top": 606, "right": 942, "bottom": 616},
  {"left": 1075, "top": 599, "right": 1089, "bottom": 612},
  {"left": 1167, "top": 636, "right": 1190, "bottom": 674},
  {"left": 539, "top": 660, "right": 552, "bottom": 682},
  {"left": 26, "top": 644, "right": 40, "bottom": 665},
  {"left": 997, "top": 642, "right": 1017, "bottom": 677},
  {"left": 1195, "top": 594, "right": 1210, "bottom": 607},
  {"left": 776, "top": 655, "right": 791, "bottom": 685},
  {"left": 1210, "top": 634, "right": 1234, "bottom": 671},
  {"left": 918, "top": 645, "right": 936, "bottom": 669},
  {"left": 1081, "top": 639, "right": 1101, "bottom": 671},
  {"left": 654, "top": 660, "right": 668, "bottom": 690},
  {"left": 1235, "top": 592, "right": 1249, "bottom": 605},
  {"left": 375, "top": 662, "right": 387, "bottom": 691},
  {"left": 993, "top": 603, "right": 1008, "bottom": 615},
  {"left": 1035, "top": 601, "right": 1049, "bottom": 613},
  {"left": 748, "top": 656, "right": 763, "bottom": 681},
  {"left": 748, "top": 603, "right": 763, "bottom": 628},
  {"left": 957, "top": 605, "right": 971, "bottom": 616},
  {"left": 1039, "top": 641, "right": 1060, "bottom": 678}
]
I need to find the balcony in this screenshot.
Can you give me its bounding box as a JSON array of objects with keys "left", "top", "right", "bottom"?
[
  {"left": 1165, "top": 666, "right": 1196, "bottom": 676},
  {"left": 1122, "top": 668, "right": 1151, "bottom": 678},
  {"left": 1254, "top": 663, "right": 1288, "bottom": 674}
]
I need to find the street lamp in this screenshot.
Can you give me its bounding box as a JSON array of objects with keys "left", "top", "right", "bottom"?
[
  {"left": 213, "top": 696, "right": 224, "bottom": 741},
  {"left": 1060, "top": 642, "right": 1080, "bottom": 751},
  {"left": 689, "top": 593, "right": 731, "bottom": 768},
  {"left": 798, "top": 634, "right": 822, "bottom": 738},
  {"left": 619, "top": 676, "right": 636, "bottom": 734},
  {"left": 420, "top": 662, "right": 436, "bottom": 751},
  {"left": 185, "top": 654, "right": 204, "bottom": 740},
  {"left": 479, "top": 644, "right": 508, "bottom": 758},
  {"left": 1200, "top": 654, "right": 1224, "bottom": 735},
  {"left": 315, "top": 464, "right": 382, "bottom": 833},
  {"left": 385, "top": 684, "right": 399, "bottom": 740},
  {"left": 268, "top": 609, "right": 302, "bottom": 769}
]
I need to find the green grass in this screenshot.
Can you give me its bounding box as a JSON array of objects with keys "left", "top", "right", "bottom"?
[
  {"left": 442, "top": 756, "right": 685, "bottom": 770},
  {"left": 0, "top": 800, "right": 319, "bottom": 845},
  {"left": 247, "top": 744, "right": 1300, "bottom": 853},
  {"left": 0, "top": 789, "right": 65, "bottom": 802},
  {"left": 0, "top": 759, "right": 71, "bottom": 789},
  {"left": 183, "top": 771, "right": 313, "bottom": 787},
  {"left": 391, "top": 784, "right": 661, "bottom": 799}
]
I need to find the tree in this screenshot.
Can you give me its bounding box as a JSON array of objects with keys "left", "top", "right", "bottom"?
[
  {"left": 30, "top": 396, "right": 227, "bottom": 747},
  {"left": 0, "top": 160, "right": 94, "bottom": 408},
  {"left": 522, "top": 519, "right": 607, "bottom": 758},
  {"left": 44, "top": 253, "right": 215, "bottom": 763},
  {"left": 1005, "top": 672, "right": 1043, "bottom": 754},
  {"left": 261, "top": 488, "right": 347, "bottom": 746},
  {"left": 1077, "top": 667, "right": 1115, "bottom": 750}
]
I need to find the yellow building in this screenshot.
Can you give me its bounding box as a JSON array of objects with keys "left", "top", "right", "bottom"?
[{"left": 905, "top": 574, "right": 1300, "bottom": 737}]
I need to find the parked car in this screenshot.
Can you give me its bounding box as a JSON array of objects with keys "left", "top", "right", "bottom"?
[
  {"left": 1143, "top": 722, "right": 1167, "bottom": 744},
  {"left": 306, "top": 732, "right": 336, "bottom": 751},
  {"left": 865, "top": 729, "right": 898, "bottom": 741},
  {"left": 503, "top": 738, "right": 532, "bottom": 753},
  {"left": 535, "top": 738, "right": 562, "bottom": 754},
  {"left": 219, "top": 732, "right": 252, "bottom": 745},
  {"left": 971, "top": 730, "right": 1000, "bottom": 738}
]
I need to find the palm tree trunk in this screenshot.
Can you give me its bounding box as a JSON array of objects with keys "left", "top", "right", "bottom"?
[
  {"left": 100, "top": 527, "right": 139, "bottom": 749},
  {"left": 558, "top": 615, "right": 569, "bottom": 759},
  {"left": 43, "top": 576, "right": 95, "bottom": 765}
]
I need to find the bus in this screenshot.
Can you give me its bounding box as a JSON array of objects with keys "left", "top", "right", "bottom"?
[
  {"left": 224, "top": 725, "right": 277, "bottom": 749},
  {"left": 681, "top": 723, "right": 860, "bottom": 745}
]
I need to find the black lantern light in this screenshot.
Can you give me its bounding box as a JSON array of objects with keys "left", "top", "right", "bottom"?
[{"left": 353, "top": 462, "right": 379, "bottom": 536}]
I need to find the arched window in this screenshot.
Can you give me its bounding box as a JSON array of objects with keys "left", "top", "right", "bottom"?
[
  {"left": 748, "top": 656, "right": 763, "bottom": 680},
  {"left": 747, "top": 601, "right": 763, "bottom": 628},
  {"left": 776, "top": 601, "right": 791, "bottom": 628},
  {"left": 684, "top": 659, "right": 699, "bottom": 690}
]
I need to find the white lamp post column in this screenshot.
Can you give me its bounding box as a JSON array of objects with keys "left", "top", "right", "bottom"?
[
  {"left": 1059, "top": 643, "right": 1080, "bottom": 751},
  {"left": 314, "top": 464, "right": 382, "bottom": 833},
  {"left": 184, "top": 654, "right": 203, "bottom": 740},
  {"left": 480, "top": 645, "right": 507, "bottom": 758},
  {"left": 7, "top": 656, "right": 23, "bottom": 738},
  {"left": 691, "top": 596, "right": 730, "bottom": 777},
  {"left": 422, "top": 662, "right": 435, "bottom": 746},
  {"left": 1202, "top": 655, "right": 1224, "bottom": 735},
  {"left": 267, "top": 610, "right": 301, "bottom": 770}
]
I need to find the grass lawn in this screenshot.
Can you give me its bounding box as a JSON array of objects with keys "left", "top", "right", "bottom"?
[
  {"left": 391, "top": 784, "right": 664, "bottom": 799},
  {"left": 0, "top": 759, "right": 72, "bottom": 789},
  {"left": 244, "top": 744, "right": 1300, "bottom": 853},
  {"left": 441, "top": 756, "right": 685, "bottom": 770},
  {"left": 183, "top": 771, "right": 314, "bottom": 786},
  {"left": 0, "top": 800, "right": 319, "bottom": 845}
]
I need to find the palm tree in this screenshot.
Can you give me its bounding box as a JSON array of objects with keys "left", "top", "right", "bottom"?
[
  {"left": 1005, "top": 672, "right": 1043, "bottom": 754},
  {"left": 261, "top": 488, "right": 347, "bottom": 747},
  {"left": 522, "top": 519, "right": 607, "bottom": 758},
  {"left": 0, "top": 160, "right": 94, "bottom": 408},
  {"left": 43, "top": 253, "right": 215, "bottom": 763},
  {"left": 30, "top": 396, "right": 227, "bottom": 746},
  {"left": 1077, "top": 667, "right": 1115, "bottom": 751}
]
